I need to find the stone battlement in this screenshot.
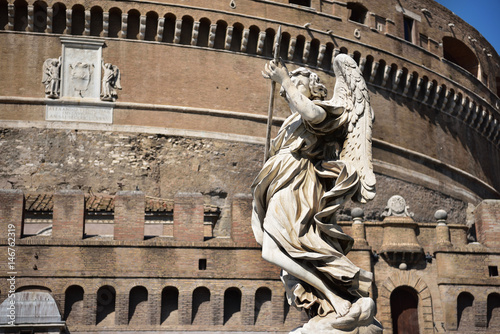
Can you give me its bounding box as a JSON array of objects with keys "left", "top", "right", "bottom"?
[{"left": 0, "top": 189, "right": 256, "bottom": 244}]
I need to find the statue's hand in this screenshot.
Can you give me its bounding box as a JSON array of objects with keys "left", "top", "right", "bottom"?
[{"left": 262, "top": 59, "right": 289, "bottom": 85}]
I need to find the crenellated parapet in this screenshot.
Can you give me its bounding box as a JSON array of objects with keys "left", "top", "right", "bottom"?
[{"left": 0, "top": 189, "right": 256, "bottom": 245}]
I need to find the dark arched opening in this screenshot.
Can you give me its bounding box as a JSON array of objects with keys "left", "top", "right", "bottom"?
[
  {"left": 14, "top": 0, "right": 28, "bottom": 31},
  {"left": 71, "top": 4, "right": 85, "bottom": 35},
  {"left": 487, "top": 293, "right": 500, "bottom": 329},
  {"left": 223, "top": 287, "right": 242, "bottom": 325},
  {"left": 230, "top": 23, "right": 243, "bottom": 52},
  {"left": 254, "top": 287, "right": 272, "bottom": 325},
  {"left": 196, "top": 18, "right": 210, "bottom": 47},
  {"left": 307, "top": 38, "right": 320, "bottom": 66},
  {"left": 96, "top": 285, "right": 116, "bottom": 326},
  {"left": 90, "top": 6, "right": 103, "bottom": 36},
  {"left": 144, "top": 11, "right": 158, "bottom": 41},
  {"left": 108, "top": 8, "right": 122, "bottom": 38},
  {"left": 128, "top": 286, "right": 148, "bottom": 325},
  {"left": 33, "top": 1, "right": 47, "bottom": 33},
  {"left": 293, "top": 35, "right": 306, "bottom": 63},
  {"left": 161, "top": 286, "right": 179, "bottom": 325},
  {"left": 263, "top": 28, "right": 276, "bottom": 57},
  {"left": 192, "top": 287, "right": 211, "bottom": 325},
  {"left": 443, "top": 36, "right": 479, "bottom": 77},
  {"left": 390, "top": 286, "right": 419, "bottom": 334},
  {"left": 180, "top": 15, "right": 193, "bottom": 45},
  {"left": 0, "top": 0, "right": 8, "bottom": 30},
  {"left": 162, "top": 13, "right": 176, "bottom": 43},
  {"left": 64, "top": 285, "right": 84, "bottom": 323},
  {"left": 457, "top": 292, "right": 474, "bottom": 331},
  {"left": 214, "top": 20, "right": 227, "bottom": 49},
  {"left": 246, "top": 25, "right": 260, "bottom": 55},
  {"left": 51, "top": 2, "right": 66, "bottom": 34},
  {"left": 127, "top": 9, "right": 140, "bottom": 39}
]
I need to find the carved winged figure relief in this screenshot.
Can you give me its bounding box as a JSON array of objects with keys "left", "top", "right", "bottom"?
[
  {"left": 42, "top": 57, "right": 61, "bottom": 98},
  {"left": 252, "top": 54, "right": 381, "bottom": 333}
]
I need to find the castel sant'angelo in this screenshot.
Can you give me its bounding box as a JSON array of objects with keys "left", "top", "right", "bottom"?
[{"left": 0, "top": 0, "right": 499, "bottom": 333}]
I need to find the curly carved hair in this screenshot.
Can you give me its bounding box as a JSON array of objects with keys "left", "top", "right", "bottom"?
[{"left": 280, "top": 67, "right": 327, "bottom": 100}]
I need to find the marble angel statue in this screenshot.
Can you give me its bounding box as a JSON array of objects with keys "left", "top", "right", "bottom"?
[
  {"left": 101, "top": 62, "right": 122, "bottom": 101},
  {"left": 42, "top": 57, "right": 61, "bottom": 98},
  {"left": 252, "top": 54, "right": 381, "bottom": 333}
]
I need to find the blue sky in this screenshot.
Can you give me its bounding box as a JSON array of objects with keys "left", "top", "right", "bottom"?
[{"left": 434, "top": 0, "right": 500, "bottom": 54}]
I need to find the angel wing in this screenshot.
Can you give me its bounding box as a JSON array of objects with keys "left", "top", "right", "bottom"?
[
  {"left": 41, "top": 59, "right": 53, "bottom": 84},
  {"left": 332, "top": 54, "right": 376, "bottom": 203}
]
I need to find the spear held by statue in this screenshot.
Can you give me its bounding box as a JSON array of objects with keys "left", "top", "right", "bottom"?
[{"left": 263, "top": 26, "right": 282, "bottom": 163}]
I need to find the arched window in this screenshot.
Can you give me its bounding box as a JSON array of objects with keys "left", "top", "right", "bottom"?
[
  {"left": 90, "top": 6, "right": 103, "bottom": 37},
  {"left": 96, "top": 286, "right": 116, "bottom": 326},
  {"left": 128, "top": 286, "right": 148, "bottom": 325},
  {"left": 254, "top": 287, "right": 272, "bottom": 325},
  {"left": 307, "top": 38, "right": 320, "bottom": 66},
  {"left": 375, "top": 59, "right": 386, "bottom": 85},
  {"left": 224, "top": 287, "right": 242, "bottom": 325},
  {"left": 51, "top": 2, "right": 65, "bottom": 34},
  {"left": 0, "top": 0, "right": 8, "bottom": 30},
  {"left": 64, "top": 285, "right": 84, "bottom": 324},
  {"left": 127, "top": 9, "right": 140, "bottom": 39},
  {"left": 14, "top": 0, "right": 28, "bottom": 31},
  {"left": 108, "top": 8, "right": 121, "bottom": 38},
  {"left": 161, "top": 286, "right": 178, "bottom": 325},
  {"left": 347, "top": 2, "right": 367, "bottom": 24},
  {"left": 280, "top": 32, "right": 291, "bottom": 60},
  {"left": 180, "top": 15, "right": 193, "bottom": 45},
  {"left": 321, "top": 42, "right": 334, "bottom": 71},
  {"left": 214, "top": 20, "right": 227, "bottom": 49},
  {"left": 293, "top": 35, "right": 305, "bottom": 63},
  {"left": 162, "top": 13, "right": 176, "bottom": 43},
  {"left": 487, "top": 293, "right": 500, "bottom": 328},
  {"left": 390, "top": 286, "right": 419, "bottom": 334},
  {"left": 247, "top": 25, "right": 260, "bottom": 55},
  {"left": 457, "top": 292, "right": 474, "bottom": 331},
  {"left": 71, "top": 5, "right": 85, "bottom": 35},
  {"left": 196, "top": 18, "right": 210, "bottom": 47},
  {"left": 144, "top": 11, "right": 158, "bottom": 41},
  {"left": 443, "top": 36, "right": 479, "bottom": 77},
  {"left": 33, "top": 1, "right": 47, "bottom": 33},
  {"left": 230, "top": 23, "right": 243, "bottom": 52},
  {"left": 192, "top": 287, "right": 211, "bottom": 325},
  {"left": 263, "top": 28, "right": 276, "bottom": 57}
]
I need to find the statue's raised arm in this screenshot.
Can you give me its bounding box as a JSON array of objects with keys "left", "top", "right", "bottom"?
[{"left": 252, "top": 55, "right": 381, "bottom": 334}]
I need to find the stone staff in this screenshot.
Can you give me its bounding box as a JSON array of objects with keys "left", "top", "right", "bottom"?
[{"left": 263, "top": 25, "right": 282, "bottom": 163}]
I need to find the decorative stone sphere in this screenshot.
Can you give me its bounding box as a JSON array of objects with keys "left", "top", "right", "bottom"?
[
  {"left": 399, "top": 263, "right": 408, "bottom": 270},
  {"left": 434, "top": 209, "right": 448, "bottom": 220},
  {"left": 351, "top": 207, "right": 364, "bottom": 219}
]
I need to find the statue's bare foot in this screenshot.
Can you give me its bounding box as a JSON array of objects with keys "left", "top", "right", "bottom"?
[
  {"left": 335, "top": 299, "right": 352, "bottom": 318},
  {"left": 324, "top": 291, "right": 352, "bottom": 318}
]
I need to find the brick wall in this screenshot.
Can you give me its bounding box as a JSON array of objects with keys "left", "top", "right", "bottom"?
[
  {"left": 52, "top": 190, "right": 84, "bottom": 240},
  {"left": 173, "top": 192, "right": 204, "bottom": 242},
  {"left": 0, "top": 189, "right": 24, "bottom": 239},
  {"left": 474, "top": 200, "right": 500, "bottom": 248},
  {"left": 114, "top": 191, "right": 145, "bottom": 241}
]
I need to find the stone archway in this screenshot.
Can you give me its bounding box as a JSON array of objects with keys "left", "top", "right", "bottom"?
[{"left": 378, "top": 271, "right": 433, "bottom": 334}]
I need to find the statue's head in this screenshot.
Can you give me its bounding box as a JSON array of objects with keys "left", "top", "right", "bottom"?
[{"left": 285, "top": 67, "right": 327, "bottom": 100}]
